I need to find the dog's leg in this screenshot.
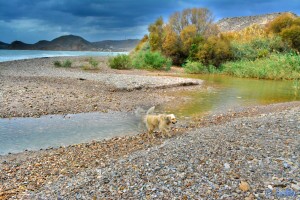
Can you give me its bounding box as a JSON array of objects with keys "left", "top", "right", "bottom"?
[
  {"left": 163, "top": 128, "right": 171, "bottom": 138},
  {"left": 159, "top": 122, "right": 170, "bottom": 138},
  {"left": 167, "top": 126, "right": 172, "bottom": 137},
  {"left": 147, "top": 126, "right": 155, "bottom": 139},
  {"left": 161, "top": 130, "right": 166, "bottom": 138}
]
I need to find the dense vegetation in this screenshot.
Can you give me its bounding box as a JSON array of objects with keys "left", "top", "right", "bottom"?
[{"left": 109, "top": 9, "right": 300, "bottom": 80}]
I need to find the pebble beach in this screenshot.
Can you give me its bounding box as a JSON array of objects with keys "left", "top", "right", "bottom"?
[
  {"left": 0, "top": 57, "right": 201, "bottom": 118},
  {"left": 0, "top": 57, "right": 299, "bottom": 199}
]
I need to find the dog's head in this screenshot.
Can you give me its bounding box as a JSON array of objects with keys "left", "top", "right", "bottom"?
[{"left": 166, "top": 114, "right": 177, "bottom": 125}]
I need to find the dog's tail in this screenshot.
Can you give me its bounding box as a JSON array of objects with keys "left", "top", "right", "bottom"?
[
  {"left": 146, "top": 106, "right": 155, "bottom": 115},
  {"left": 134, "top": 106, "right": 145, "bottom": 118}
]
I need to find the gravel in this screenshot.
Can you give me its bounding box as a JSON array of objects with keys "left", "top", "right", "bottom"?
[
  {"left": 1, "top": 102, "right": 298, "bottom": 199},
  {"left": 0, "top": 57, "right": 202, "bottom": 118},
  {"left": 0, "top": 57, "right": 202, "bottom": 91}
]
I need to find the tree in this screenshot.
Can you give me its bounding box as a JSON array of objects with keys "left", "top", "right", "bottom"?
[
  {"left": 134, "top": 34, "right": 149, "bottom": 52},
  {"left": 281, "top": 25, "right": 300, "bottom": 52},
  {"left": 197, "top": 35, "right": 233, "bottom": 67},
  {"left": 148, "top": 17, "right": 164, "bottom": 51},
  {"left": 168, "top": 8, "right": 218, "bottom": 37},
  {"left": 162, "top": 25, "right": 182, "bottom": 65},
  {"left": 266, "top": 13, "right": 300, "bottom": 51},
  {"left": 180, "top": 25, "right": 197, "bottom": 55},
  {"left": 266, "top": 13, "right": 296, "bottom": 34}
]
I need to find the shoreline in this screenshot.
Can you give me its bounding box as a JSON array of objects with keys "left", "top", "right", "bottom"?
[
  {"left": 0, "top": 101, "right": 299, "bottom": 199},
  {"left": 0, "top": 50, "right": 129, "bottom": 63}
]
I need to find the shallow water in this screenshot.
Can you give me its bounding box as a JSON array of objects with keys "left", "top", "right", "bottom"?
[
  {"left": 0, "top": 50, "right": 128, "bottom": 62},
  {"left": 0, "top": 112, "right": 142, "bottom": 155},
  {"left": 0, "top": 74, "right": 299, "bottom": 155},
  {"left": 164, "top": 74, "right": 300, "bottom": 117}
]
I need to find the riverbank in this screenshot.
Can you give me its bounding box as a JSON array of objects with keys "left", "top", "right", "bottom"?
[
  {"left": 0, "top": 57, "right": 201, "bottom": 118},
  {"left": 0, "top": 101, "right": 299, "bottom": 199}
]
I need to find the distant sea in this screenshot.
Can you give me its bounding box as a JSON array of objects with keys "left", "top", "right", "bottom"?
[{"left": 0, "top": 50, "right": 128, "bottom": 62}]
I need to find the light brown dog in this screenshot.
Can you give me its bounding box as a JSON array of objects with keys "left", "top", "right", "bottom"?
[{"left": 144, "top": 106, "right": 177, "bottom": 138}]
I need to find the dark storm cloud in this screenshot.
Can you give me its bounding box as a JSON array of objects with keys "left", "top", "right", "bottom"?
[
  {"left": 0, "top": 0, "right": 176, "bottom": 30},
  {"left": 0, "top": 0, "right": 299, "bottom": 43}
]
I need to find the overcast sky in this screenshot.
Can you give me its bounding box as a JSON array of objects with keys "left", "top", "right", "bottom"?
[{"left": 0, "top": 0, "right": 299, "bottom": 43}]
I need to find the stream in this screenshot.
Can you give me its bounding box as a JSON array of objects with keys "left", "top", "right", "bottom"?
[{"left": 0, "top": 74, "right": 299, "bottom": 155}]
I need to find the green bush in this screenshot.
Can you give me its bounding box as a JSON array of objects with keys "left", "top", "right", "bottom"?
[
  {"left": 132, "top": 50, "right": 172, "bottom": 71},
  {"left": 62, "top": 60, "right": 72, "bottom": 68},
  {"left": 54, "top": 60, "right": 72, "bottom": 68},
  {"left": 108, "top": 54, "right": 132, "bottom": 70},
  {"left": 53, "top": 60, "right": 62, "bottom": 67},
  {"left": 183, "top": 60, "right": 209, "bottom": 74},
  {"left": 222, "top": 53, "right": 300, "bottom": 80},
  {"left": 88, "top": 57, "right": 99, "bottom": 69}
]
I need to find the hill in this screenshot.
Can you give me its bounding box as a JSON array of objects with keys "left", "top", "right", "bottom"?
[
  {"left": 0, "top": 41, "right": 9, "bottom": 49},
  {"left": 40, "top": 35, "right": 94, "bottom": 51},
  {"left": 216, "top": 12, "right": 298, "bottom": 32},
  {"left": 2, "top": 35, "right": 140, "bottom": 52}
]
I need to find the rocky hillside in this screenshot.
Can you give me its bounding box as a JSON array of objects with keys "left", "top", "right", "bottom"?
[
  {"left": 217, "top": 12, "right": 298, "bottom": 32},
  {"left": 0, "top": 35, "right": 139, "bottom": 52}
]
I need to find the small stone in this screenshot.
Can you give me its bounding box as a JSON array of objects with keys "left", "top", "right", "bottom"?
[
  {"left": 224, "top": 163, "right": 230, "bottom": 170},
  {"left": 283, "top": 162, "right": 291, "bottom": 169},
  {"left": 291, "top": 184, "right": 300, "bottom": 191},
  {"left": 239, "top": 181, "right": 250, "bottom": 192},
  {"left": 267, "top": 185, "right": 273, "bottom": 190},
  {"left": 245, "top": 194, "right": 255, "bottom": 200}
]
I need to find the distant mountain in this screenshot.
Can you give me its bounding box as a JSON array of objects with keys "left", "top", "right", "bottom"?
[
  {"left": 217, "top": 12, "right": 298, "bottom": 32},
  {"left": 8, "top": 41, "right": 31, "bottom": 50},
  {"left": 2, "top": 35, "right": 140, "bottom": 52},
  {"left": 0, "top": 41, "right": 9, "bottom": 49},
  {"left": 46, "top": 35, "right": 94, "bottom": 51}
]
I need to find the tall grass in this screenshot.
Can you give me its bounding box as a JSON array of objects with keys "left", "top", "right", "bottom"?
[
  {"left": 230, "top": 36, "right": 289, "bottom": 61},
  {"left": 222, "top": 53, "right": 300, "bottom": 80},
  {"left": 183, "top": 60, "right": 210, "bottom": 74}
]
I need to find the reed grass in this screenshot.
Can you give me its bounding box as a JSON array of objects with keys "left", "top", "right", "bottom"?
[{"left": 222, "top": 53, "right": 300, "bottom": 80}]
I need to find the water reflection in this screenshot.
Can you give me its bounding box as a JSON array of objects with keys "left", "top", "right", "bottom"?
[
  {"left": 0, "top": 112, "right": 141, "bottom": 155},
  {"left": 164, "top": 74, "right": 300, "bottom": 117}
]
